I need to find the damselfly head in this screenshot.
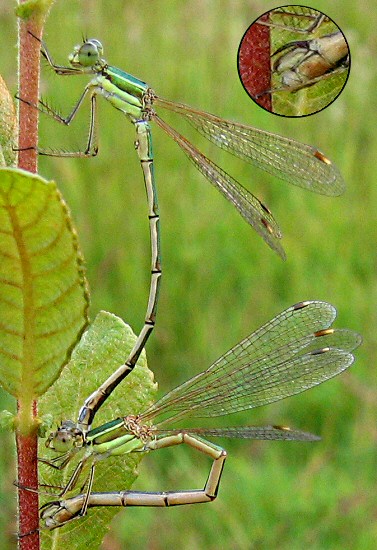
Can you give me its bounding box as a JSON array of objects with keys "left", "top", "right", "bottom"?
[
  {"left": 45, "top": 420, "right": 84, "bottom": 452},
  {"left": 69, "top": 39, "right": 104, "bottom": 69}
]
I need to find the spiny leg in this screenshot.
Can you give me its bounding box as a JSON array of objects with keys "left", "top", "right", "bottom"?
[
  {"left": 28, "top": 31, "right": 83, "bottom": 76},
  {"left": 40, "top": 453, "right": 89, "bottom": 498},
  {"left": 16, "top": 83, "right": 99, "bottom": 157}
]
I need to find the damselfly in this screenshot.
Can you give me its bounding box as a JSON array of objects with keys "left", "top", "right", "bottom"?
[{"left": 38, "top": 300, "right": 361, "bottom": 529}]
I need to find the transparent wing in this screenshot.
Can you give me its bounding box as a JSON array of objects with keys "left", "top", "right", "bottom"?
[
  {"left": 155, "top": 97, "right": 345, "bottom": 196},
  {"left": 141, "top": 301, "right": 361, "bottom": 425},
  {"left": 154, "top": 113, "right": 286, "bottom": 259},
  {"left": 155, "top": 425, "right": 321, "bottom": 441}
]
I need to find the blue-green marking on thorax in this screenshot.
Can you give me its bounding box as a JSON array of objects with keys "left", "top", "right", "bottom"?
[{"left": 106, "top": 65, "right": 149, "bottom": 98}]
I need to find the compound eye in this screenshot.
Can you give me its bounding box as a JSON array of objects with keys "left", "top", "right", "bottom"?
[
  {"left": 52, "top": 430, "right": 74, "bottom": 452},
  {"left": 78, "top": 41, "right": 101, "bottom": 66},
  {"left": 88, "top": 39, "right": 103, "bottom": 56}
]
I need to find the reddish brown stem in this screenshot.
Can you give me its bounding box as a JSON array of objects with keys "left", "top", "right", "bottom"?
[
  {"left": 17, "top": 14, "right": 43, "bottom": 550},
  {"left": 18, "top": 21, "right": 41, "bottom": 173},
  {"left": 238, "top": 13, "right": 272, "bottom": 111},
  {"left": 16, "top": 404, "right": 39, "bottom": 549}
]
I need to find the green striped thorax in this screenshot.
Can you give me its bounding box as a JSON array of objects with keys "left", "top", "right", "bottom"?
[
  {"left": 45, "top": 416, "right": 148, "bottom": 458},
  {"left": 67, "top": 38, "right": 153, "bottom": 122}
]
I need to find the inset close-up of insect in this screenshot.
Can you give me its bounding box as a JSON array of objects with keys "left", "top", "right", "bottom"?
[{"left": 238, "top": 5, "right": 350, "bottom": 116}]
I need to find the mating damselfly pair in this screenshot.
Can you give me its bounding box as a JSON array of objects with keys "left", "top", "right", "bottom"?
[
  {"left": 17, "top": 34, "right": 361, "bottom": 532},
  {"left": 20, "top": 33, "right": 346, "bottom": 434}
]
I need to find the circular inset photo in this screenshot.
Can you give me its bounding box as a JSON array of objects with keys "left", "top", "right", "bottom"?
[{"left": 237, "top": 5, "right": 350, "bottom": 117}]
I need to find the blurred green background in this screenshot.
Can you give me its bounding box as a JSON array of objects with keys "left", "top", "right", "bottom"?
[{"left": 1, "top": 0, "right": 376, "bottom": 548}]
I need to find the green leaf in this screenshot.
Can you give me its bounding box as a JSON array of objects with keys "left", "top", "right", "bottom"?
[
  {"left": 0, "top": 168, "right": 89, "bottom": 415},
  {"left": 0, "top": 74, "right": 17, "bottom": 166},
  {"left": 0, "top": 409, "right": 16, "bottom": 431},
  {"left": 39, "top": 311, "right": 157, "bottom": 549}
]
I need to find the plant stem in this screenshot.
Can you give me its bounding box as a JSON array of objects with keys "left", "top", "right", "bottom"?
[
  {"left": 238, "top": 11, "right": 272, "bottom": 110},
  {"left": 16, "top": 11, "right": 43, "bottom": 550},
  {"left": 18, "top": 19, "right": 40, "bottom": 173},
  {"left": 16, "top": 404, "right": 39, "bottom": 549}
]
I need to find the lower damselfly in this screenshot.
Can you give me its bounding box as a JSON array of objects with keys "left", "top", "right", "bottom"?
[
  {"left": 20, "top": 34, "right": 346, "bottom": 434},
  {"left": 37, "top": 300, "right": 361, "bottom": 529}
]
